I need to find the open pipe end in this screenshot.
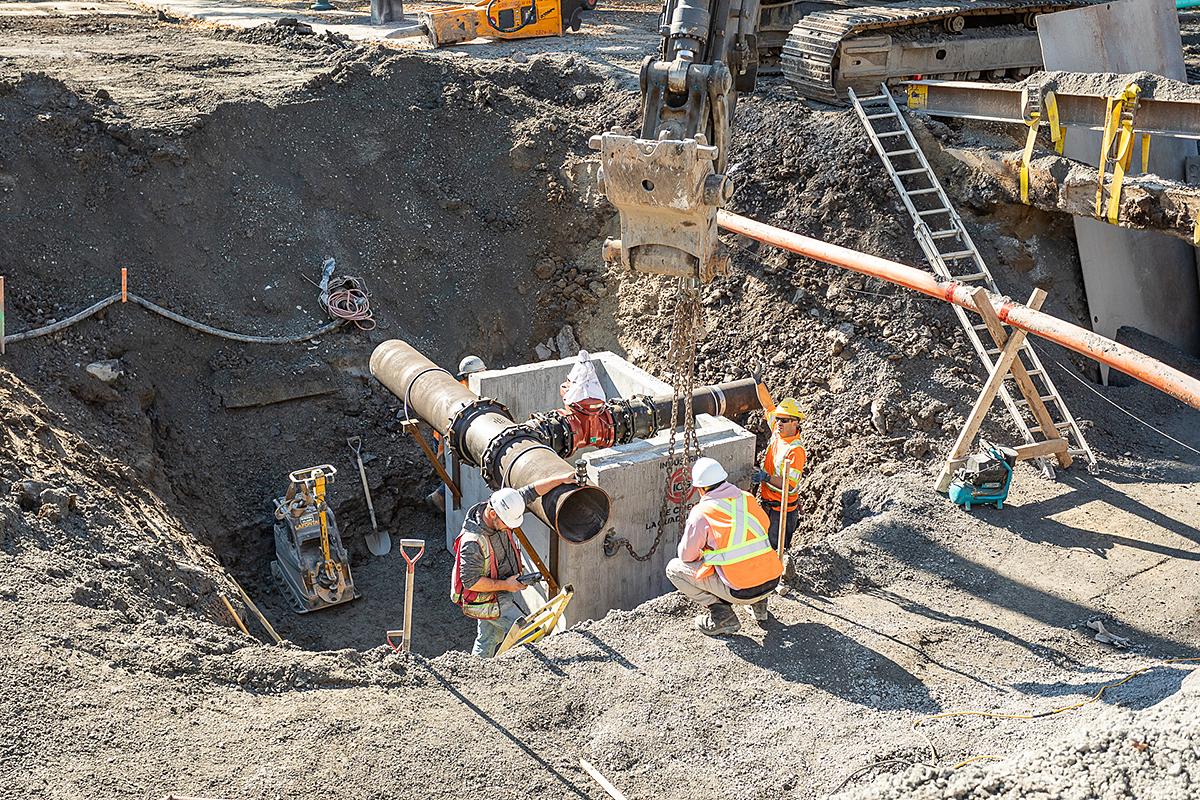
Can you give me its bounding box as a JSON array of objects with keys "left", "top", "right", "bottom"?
[{"left": 542, "top": 484, "right": 611, "bottom": 544}]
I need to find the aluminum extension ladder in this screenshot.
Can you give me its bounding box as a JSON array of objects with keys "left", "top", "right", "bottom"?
[{"left": 848, "top": 84, "right": 1095, "bottom": 471}]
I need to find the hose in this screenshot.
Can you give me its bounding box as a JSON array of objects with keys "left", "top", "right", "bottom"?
[
  {"left": 4, "top": 292, "right": 341, "bottom": 346},
  {"left": 485, "top": 0, "right": 537, "bottom": 33}
]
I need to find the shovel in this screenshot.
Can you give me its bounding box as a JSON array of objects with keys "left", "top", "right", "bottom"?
[{"left": 348, "top": 436, "right": 392, "bottom": 556}]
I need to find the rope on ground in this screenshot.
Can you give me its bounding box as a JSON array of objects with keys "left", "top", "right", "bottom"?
[
  {"left": 1049, "top": 358, "right": 1200, "bottom": 457},
  {"left": 3, "top": 292, "right": 342, "bottom": 346},
  {"left": 832, "top": 758, "right": 931, "bottom": 794},
  {"left": 912, "top": 656, "right": 1200, "bottom": 760}
]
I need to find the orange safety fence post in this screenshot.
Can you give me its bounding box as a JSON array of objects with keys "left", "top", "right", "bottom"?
[{"left": 121, "top": 267, "right": 127, "bottom": 303}]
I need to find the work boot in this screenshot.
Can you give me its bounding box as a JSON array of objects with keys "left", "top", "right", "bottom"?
[
  {"left": 751, "top": 598, "right": 769, "bottom": 623},
  {"left": 695, "top": 603, "right": 740, "bottom": 636},
  {"left": 424, "top": 488, "right": 446, "bottom": 513}
]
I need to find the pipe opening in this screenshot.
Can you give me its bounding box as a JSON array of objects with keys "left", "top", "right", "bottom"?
[{"left": 545, "top": 484, "right": 611, "bottom": 544}]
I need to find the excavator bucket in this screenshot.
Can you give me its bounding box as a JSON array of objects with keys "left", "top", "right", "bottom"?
[{"left": 589, "top": 132, "right": 731, "bottom": 283}]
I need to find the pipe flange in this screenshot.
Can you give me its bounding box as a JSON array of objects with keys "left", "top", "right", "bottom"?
[
  {"left": 608, "top": 398, "right": 637, "bottom": 444},
  {"left": 527, "top": 411, "right": 574, "bottom": 457},
  {"left": 448, "top": 397, "right": 511, "bottom": 467},
  {"left": 627, "top": 394, "right": 657, "bottom": 439},
  {"left": 479, "top": 424, "right": 536, "bottom": 488}
]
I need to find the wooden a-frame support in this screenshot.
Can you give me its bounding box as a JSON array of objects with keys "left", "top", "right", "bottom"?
[{"left": 935, "top": 287, "right": 1072, "bottom": 492}]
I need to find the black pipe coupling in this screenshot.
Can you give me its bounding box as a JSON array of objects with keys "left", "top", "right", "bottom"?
[
  {"left": 610, "top": 394, "right": 656, "bottom": 444},
  {"left": 447, "top": 397, "right": 511, "bottom": 467},
  {"left": 479, "top": 425, "right": 539, "bottom": 488},
  {"left": 525, "top": 412, "right": 574, "bottom": 458}
]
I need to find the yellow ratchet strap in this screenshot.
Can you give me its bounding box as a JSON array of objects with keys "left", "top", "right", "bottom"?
[
  {"left": 1095, "top": 82, "right": 1141, "bottom": 224},
  {"left": 1045, "top": 91, "right": 1065, "bottom": 154},
  {"left": 1021, "top": 110, "right": 1040, "bottom": 204}
]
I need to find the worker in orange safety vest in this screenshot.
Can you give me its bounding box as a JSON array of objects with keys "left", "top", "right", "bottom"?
[
  {"left": 753, "top": 397, "right": 807, "bottom": 552},
  {"left": 665, "top": 457, "right": 784, "bottom": 636}
]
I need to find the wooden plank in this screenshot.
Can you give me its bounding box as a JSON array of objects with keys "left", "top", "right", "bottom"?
[
  {"left": 404, "top": 421, "right": 462, "bottom": 501},
  {"left": 935, "top": 288, "right": 1041, "bottom": 492},
  {"left": 1013, "top": 438, "right": 1069, "bottom": 461},
  {"left": 231, "top": 577, "right": 282, "bottom": 645},
  {"left": 973, "top": 288, "right": 1072, "bottom": 469},
  {"left": 580, "top": 759, "right": 630, "bottom": 800},
  {"left": 943, "top": 146, "right": 1200, "bottom": 245}
]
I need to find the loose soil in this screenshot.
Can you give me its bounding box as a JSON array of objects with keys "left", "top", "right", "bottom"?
[{"left": 1, "top": 5, "right": 1198, "bottom": 800}]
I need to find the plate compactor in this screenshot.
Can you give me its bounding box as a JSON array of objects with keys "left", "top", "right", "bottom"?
[
  {"left": 948, "top": 442, "right": 1018, "bottom": 511},
  {"left": 271, "top": 465, "right": 359, "bottom": 613}
]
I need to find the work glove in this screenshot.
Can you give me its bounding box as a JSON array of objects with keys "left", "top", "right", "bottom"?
[{"left": 751, "top": 468, "right": 769, "bottom": 484}]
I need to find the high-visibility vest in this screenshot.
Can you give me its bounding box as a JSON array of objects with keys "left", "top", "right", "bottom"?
[
  {"left": 696, "top": 491, "right": 784, "bottom": 590},
  {"left": 760, "top": 433, "right": 806, "bottom": 511},
  {"left": 450, "top": 527, "right": 518, "bottom": 620}
]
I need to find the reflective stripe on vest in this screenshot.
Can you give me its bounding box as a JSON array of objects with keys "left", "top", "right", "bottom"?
[
  {"left": 701, "top": 494, "right": 773, "bottom": 567},
  {"left": 762, "top": 435, "right": 803, "bottom": 504}
]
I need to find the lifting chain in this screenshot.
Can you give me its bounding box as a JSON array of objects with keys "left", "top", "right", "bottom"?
[{"left": 612, "top": 278, "right": 705, "bottom": 562}]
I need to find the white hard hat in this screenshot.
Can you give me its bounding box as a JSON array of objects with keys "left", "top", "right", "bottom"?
[
  {"left": 488, "top": 487, "right": 526, "bottom": 528},
  {"left": 458, "top": 355, "right": 486, "bottom": 376},
  {"left": 691, "top": 457, "right": 728, "bottom": 488}
]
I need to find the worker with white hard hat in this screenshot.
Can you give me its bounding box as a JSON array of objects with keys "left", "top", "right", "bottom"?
[
  {"left": 754, "top": 397, "right": 808, "bottom": 552},
  {"left": 456, "top": 355, "right": 487, "bottom": 382},
  {"left": 665, "top": 456, "right": 784, "bottom": 636},
  {"left": 450, "top": 472, "right": 575, "bottom": 657}
]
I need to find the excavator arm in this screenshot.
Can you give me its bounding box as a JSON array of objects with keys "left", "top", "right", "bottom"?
[{"left": 590, "top": 0, "right": 761, "bottom": 283}]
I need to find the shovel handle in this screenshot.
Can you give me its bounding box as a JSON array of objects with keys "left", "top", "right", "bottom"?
[{"left": 400, "top": 538, "right": 425, "bottom": 568}]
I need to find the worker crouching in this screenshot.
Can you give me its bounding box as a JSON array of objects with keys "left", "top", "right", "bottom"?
[{"left": 665, "top": 457, "right": 784, "bottom": 636}]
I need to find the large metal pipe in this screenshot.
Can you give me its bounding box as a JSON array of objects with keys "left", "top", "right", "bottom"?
[
  {"left": 369, "top": 339, "right": 611, "bottom": 544},
  {"left": 718, "top": 210, "right": 1200, "bottom": 411}
]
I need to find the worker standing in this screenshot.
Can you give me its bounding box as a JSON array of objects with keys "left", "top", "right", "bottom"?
[
  {"left": 450, "top": 473, "right": 574, "bottom": 658},
  {"left": 754, "top": 397, "right": 807, "bottom": 552},
  {"left": 426, "top": 355, "right": 488, "bottom": 512},
  {"left": 665, "top": 457, "right": 784, "bottom": 635}
]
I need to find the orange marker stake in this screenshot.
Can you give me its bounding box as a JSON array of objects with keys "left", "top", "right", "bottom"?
[{"left": 121, "top": 267, "right": 127, "bottom": 303}]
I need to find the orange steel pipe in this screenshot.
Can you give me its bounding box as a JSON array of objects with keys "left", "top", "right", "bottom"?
[{"left": 718, "top": 210, "right": 1200, "bottom": 412}]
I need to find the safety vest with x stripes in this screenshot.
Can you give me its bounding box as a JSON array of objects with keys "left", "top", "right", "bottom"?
[
  {"left": 760, "top": 433, "right": 806, "bottom": 512},
  {"left": 696, "top": 490, "right": 784, "bottom": 590}
]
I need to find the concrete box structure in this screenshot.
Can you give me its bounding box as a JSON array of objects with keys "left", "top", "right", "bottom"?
[{"left": 442, "top": 352, "right": 756, "bottom": 628}]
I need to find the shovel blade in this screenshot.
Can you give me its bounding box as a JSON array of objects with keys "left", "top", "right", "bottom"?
[{"left": 366, "top": 529, "right": 392, "bottom": 557}]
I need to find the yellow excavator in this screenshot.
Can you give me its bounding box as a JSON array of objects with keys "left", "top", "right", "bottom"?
[{"left": 389, "top": 0, "right": 597, "bottom": 47}]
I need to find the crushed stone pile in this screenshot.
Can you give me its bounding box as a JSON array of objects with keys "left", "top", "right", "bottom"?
[{"left": 837, "top": 692, "right": 1200, "bottom": 800}]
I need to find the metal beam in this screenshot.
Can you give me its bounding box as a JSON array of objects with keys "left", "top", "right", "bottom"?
[{"left": 905, "top": 78, "right": 1200, "bottom": 139}]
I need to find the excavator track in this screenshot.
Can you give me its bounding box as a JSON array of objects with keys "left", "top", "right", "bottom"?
[{"left": 781, "top": 0, "right": 1083, "bottom": 103}]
